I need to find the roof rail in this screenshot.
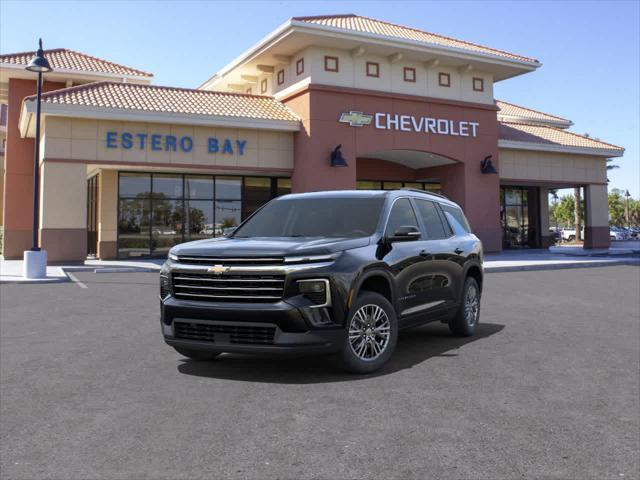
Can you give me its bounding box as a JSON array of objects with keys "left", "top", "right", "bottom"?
[{"left": 400, "top": 187, "right": 449, "bottom": 200}]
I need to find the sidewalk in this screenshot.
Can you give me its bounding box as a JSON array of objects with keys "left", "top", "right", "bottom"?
[
  {"left": 484, "top": 249, "right": 639, "bottom": 273},
  {"left": 1, "top": 249, "right": 638, "bottom": 284}
]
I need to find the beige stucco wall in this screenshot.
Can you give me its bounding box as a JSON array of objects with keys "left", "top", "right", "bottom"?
[
  {"left": 42, "top": 117, "right": 294, "bottom": 170},
  {"left": 272, "top": 46, "right": 494, "bottom": 104},
  {"left": 39, "top": 161, "right": 86, "bottom": 229},
  {"left": 98, "top": 169, "right": 118, "bottom": 243},
  {"left": 585, "top": 184, "right": 609, "bottom": 228},
  {"left": 499, "top": 148, "right": 607, "bottom": 184}
]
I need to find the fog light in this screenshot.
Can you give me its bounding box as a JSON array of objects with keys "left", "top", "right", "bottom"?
[{"left": 297, "top": 279, "right": 330, "bottom": 307}]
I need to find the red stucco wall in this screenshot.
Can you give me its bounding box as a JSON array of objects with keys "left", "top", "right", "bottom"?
[{"left": 283, "top": 84, "right": 502, "bottom": 252}]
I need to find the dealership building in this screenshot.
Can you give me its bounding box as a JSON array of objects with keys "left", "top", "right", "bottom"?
[{"left": 0, "top": 14, "right": 624, "bottom": 261}]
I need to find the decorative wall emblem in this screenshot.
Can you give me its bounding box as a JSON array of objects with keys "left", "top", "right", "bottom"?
[{"left": 338, "top": 111, "right": 374, "bottom": 127}]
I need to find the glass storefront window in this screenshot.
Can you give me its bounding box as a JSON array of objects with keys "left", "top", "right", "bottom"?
[
  {"left": 153, "top": 175, "right": 183, "bottom": 198},
  {"left": 383, "top": 182, "right": 403, "bottom": 190},
  {"left": 216, "top": 176, "right": 241, "bottom": 200},
  {"left": 243, "top": 177, "right": 272, "bottom": 219},
  {"left": 117, "top": 173, "right": 290, "bottom": 258},
  {"left": 118, "top": 197, "right": 151, "bottom": 257},
  {"left": 186, "top": 200, "right": 214, "bottom": 240},
  {"left": 277, "top": 178, "right": 291, "bottom": 197},
  {"left": 151, "top": 199, "right": 184, "bottom": 256},
  {"left": 119, "top": 173, "right": 151, "bottom": 197},
  {"left": 185, "top": 176, "right": 214, "bottom": 200},
  {"left": 216, "top": 201, "right": 242, "bottom": 235},
  {"left": 357, "top": 181, "right": 382, "bottom": 190}
]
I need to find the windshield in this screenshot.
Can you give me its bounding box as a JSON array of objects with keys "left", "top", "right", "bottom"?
[{"left": 233, "top": 197, "right": 385, "bottom": 238}]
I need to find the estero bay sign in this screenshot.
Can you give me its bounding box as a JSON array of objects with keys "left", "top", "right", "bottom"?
[
  {"left": 105, "top": 131, "right": 248, "bottom": 155},
  {"left": 339, "top": 111, "right": 480, "bottom": 137}
]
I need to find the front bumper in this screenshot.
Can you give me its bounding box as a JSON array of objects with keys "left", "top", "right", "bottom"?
[{"left": 161, "top": 296, "right": 345, "bottom": 354}]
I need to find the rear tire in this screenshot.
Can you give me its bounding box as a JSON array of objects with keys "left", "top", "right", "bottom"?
[
  {"left": 174, "top": 347, "right": 221, "bottom": 361},
  {"left": 449, "top": 277, "right": 481, "bottom": 337},
  {"left": 339, "top": 291, "right": 398, "bottom": 374}
]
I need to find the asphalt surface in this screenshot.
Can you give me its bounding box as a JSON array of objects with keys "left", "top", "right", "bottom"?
[{"left": 1, "top": 266, "right": 639, "bottom": 480}]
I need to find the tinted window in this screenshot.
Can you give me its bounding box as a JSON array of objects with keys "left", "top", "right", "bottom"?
[
  {"left": 234, "top": 197, "right": 385, "bottom": 238},
  {"left": 415, "top": 199, "right": 448, "bottom": 239},
  {"left": 441, "top": 204, "right": 471, "bottom": 233},
  {"left": 386, "top": 198, "right": 419, "bottom": 235}
]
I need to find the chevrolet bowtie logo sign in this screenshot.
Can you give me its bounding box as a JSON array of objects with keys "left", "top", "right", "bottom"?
[
  {"left": 208, "top": 265, "right": 229, "bottom": 275},
  {"left": 338, "top": 111, "right": 373, "bottom": 127}
]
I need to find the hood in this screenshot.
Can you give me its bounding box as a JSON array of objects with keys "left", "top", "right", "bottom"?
[{"left": 170, "top": 236, "right": 372, "bottom": 258}]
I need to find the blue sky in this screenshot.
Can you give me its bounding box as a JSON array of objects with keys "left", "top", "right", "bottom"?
[{"left": 1, "top": 0, "right": 638, "bottom": 196}]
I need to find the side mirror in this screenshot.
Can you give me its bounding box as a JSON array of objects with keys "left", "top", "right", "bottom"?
[{"left": 388, "top": 225, "right": 421, "bottom": 242}]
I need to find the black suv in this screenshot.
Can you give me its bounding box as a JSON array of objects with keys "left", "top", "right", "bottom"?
[{"left": 160, "top": 189, "right": 483, "bottom": 373}]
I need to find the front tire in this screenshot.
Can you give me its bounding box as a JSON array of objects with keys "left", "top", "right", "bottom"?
[
  {"left": 449, "top": 277, "right": 481, "bottom": 337},
  {"left": 339, "top": 291, "right": 398, "bottom": 374},
  {"left": 174, "top": 347, "right": 221, "bottom": 361}
]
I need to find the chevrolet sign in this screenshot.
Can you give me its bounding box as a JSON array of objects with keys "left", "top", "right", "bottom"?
[{"left": 338, "top": 111, "right": 373, "bottom": 127}]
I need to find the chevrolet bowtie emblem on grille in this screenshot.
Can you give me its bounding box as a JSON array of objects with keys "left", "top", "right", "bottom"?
[
  {"left": 339, "top": 111, "right": 373, "bottom": 127},
  {"left": 208, "top": 265, "right": 229, "bottom": 275}
]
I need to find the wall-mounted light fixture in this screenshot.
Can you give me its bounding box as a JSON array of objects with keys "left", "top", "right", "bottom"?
[
  {"left": 480, "top": 155, "right": 497, "bottom": 174},
  {"left": 330, "top": 144, "right": 348, "bottom": 167}
]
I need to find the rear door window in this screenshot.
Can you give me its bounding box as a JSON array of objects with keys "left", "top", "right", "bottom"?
[{"left": 414, "top": 199, "right": 449, "bottom": 240}]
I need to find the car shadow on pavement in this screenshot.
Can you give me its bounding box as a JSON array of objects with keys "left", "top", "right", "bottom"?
[{"left": 177, "top": 322, "right": 505, "bottom": 384}]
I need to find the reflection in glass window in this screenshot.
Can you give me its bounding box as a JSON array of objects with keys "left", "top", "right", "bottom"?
[
  {"left": 119, "top": 173, "right": 151, "bottom": 197},
  {"left": 216, "top": 201, "right": 242, "bottom": 235},
  {"left": 357, "top": 181, "right": 382, "bottom": 190},
  {"left": 277, "top": 178, "right": 291, "bottom": 197},
  {"left": 151, "top": 199, "right": 184, "bottom": 256},
  {"left": 216, "top": 176, "right": 241, "bottom": 200},
  {"left": 415, "top": 199, "right": 448, "bottom": 239},
  {"left": 386, "top": 198, "right": 418, "bottom": 234},
  {"left": 153, "top": 175, "right": 183, "bottom": 198},
  {"left": 243, "top": 177, "right": 271, "bottom": 219},
  {"left": 383, "top": 182, "right": 403, "bottom": 190},
  {"left": 186, "top": 200, "right": 214, "bottom": 240},
  {"left": 185, "top": 176, "right": 214, "bottom": 200},
  {"left": 118, "top": 198, "right": 150, "bottom": 257}
]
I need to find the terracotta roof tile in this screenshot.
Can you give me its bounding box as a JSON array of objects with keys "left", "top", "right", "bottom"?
[
  {"left": 496, "top": 100, "right": 571, "bottom": 126},
  {"left": 27, "top": 81, "right": 299, "bottom": 122},
  {"left": 0, "top": 48, "right": 152, "bottom": 77},
  {"left": 499, "top": 122, "right": 623, "bottom": 153},
  {"left": 293, "top": 14, "right": 538, "bottom": 64}
]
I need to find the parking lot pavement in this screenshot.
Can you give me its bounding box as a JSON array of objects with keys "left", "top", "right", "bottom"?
[{"left": 1, "top": 266, "right": 638, "bottom": 480}]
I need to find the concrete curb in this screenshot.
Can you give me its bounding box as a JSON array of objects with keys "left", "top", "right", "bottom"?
[{"left": 485, "top": 259, "right": 640, "bottom": 273}]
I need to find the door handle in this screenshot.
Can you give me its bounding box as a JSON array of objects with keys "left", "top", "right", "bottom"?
[
  {"left": 419, "top": 250, "right": 432, "bottom": 258},
  {"left": 454, "top": 248, "right": 464, "bottom": 255}
]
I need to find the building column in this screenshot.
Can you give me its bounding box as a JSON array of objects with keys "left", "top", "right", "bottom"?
[
  {"left": 39, "top": 161, "right": 87, "bottom": 262},
  {"left": 539, "top": 188, "right": 553, "bottom": 247},
  {"left": 424, "top": 161, "right": 502, "bottom": 253},
  {"left": 584, "top": 184, "right": 610, "bottom": 249},
  {"left": 98, "top": 170, "right": 118, "bottom": 259},
  {"left": 2, "top": 78, "right": 66, "bottom": 259}
]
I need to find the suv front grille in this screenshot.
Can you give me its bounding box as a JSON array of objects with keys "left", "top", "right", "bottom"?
[
  {"left": 177, "top": 256, "right": 284, "bottom": 265},
  {"left": 174, "top": 322, "right": 276, "bottom": 345},
  {"left": 171, "top": 272, "right": 285, "bottom": 302}
]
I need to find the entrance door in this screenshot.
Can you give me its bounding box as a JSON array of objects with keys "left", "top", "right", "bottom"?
[
  {"left": 500, "top": 186, "right": 540, "bottom": 248},
  {"left": 87, "top": 175, "right": 99, "bottom": 257}
]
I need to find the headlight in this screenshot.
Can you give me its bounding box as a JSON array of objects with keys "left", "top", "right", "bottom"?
[
  {"left": 168, "top": 251, "right": 179, "bottom": 262},
  {"left": 297, "top": 279, "right": 331, "bottom": 307}
]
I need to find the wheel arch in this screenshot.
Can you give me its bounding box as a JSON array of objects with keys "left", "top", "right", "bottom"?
[{"left": 353, "top": 269, "right": 396, "bottom": 310}]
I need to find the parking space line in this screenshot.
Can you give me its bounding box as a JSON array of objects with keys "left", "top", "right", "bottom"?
[{"left": 66, "top": 272, "right": 88, "bottom": 289}]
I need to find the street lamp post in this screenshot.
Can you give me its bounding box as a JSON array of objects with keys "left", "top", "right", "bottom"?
[
  {"left": 625, "top": 189, "right": 631, "bottom": 230},
  {"left": 23, "top": 39, "right": 53, "bottom": 279}
]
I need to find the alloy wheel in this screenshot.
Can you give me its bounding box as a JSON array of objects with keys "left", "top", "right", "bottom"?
[
  {"left": 348, "top": 304, "right": 391, "bottom": 361},
  {"left": 465, "top": 284, "right": 480, "bottom": 326}
]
